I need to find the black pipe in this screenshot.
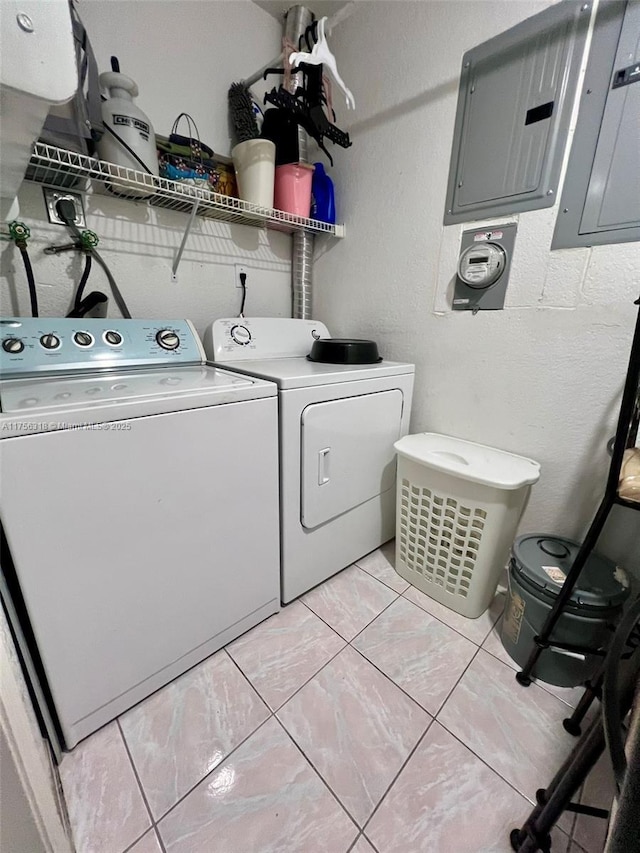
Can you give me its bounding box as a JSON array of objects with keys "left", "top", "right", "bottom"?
[
  {"left": 73, "top": 254, "right": 92, "bottom": 312},
  {"left": 18, "top": 245, "right": 38, "bottom": 317},
  {"left": 66, "top": 291, "right": 108, "bottom": 319}
]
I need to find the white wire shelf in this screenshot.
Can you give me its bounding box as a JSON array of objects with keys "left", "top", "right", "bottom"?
[{"left": 26, "top": 143, "right": 345, "bottom": 238}]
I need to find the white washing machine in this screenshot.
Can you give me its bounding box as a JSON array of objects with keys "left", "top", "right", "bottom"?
[
  {"left": 0, "top": 317, "right": 280, "bottom": 749},
  {"left": 203, "top": 318, "right": 415, "bottom": 602}
]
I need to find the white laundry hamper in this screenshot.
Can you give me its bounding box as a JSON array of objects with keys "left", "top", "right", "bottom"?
[{"left": 394, "top": 433, "right": 540, "bottom": 619}]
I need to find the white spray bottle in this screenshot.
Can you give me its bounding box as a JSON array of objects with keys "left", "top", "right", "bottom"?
[{"left": 97, "top": 56, "right": 158, "bottom": 194}]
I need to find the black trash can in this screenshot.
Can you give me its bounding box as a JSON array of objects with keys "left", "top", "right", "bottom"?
[{"left": 501, "top": 534, "right": 630, "bottom": 687}]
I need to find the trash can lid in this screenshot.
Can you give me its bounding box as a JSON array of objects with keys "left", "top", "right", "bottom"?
[
  {"left": 394, "top": 433, "right": 540, "bottom": 490},
  {"left": 511, "top": 534, "right": 630, "bottom": 609}
]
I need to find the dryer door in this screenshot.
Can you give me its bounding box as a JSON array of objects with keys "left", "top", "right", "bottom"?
[{"left": 301, "top": 390, "right": 403, "bottom": 529}]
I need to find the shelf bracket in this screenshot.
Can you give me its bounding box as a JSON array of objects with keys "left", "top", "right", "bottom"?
[{"left": 171, "top": 199, "right": 200, "bottom": 282}]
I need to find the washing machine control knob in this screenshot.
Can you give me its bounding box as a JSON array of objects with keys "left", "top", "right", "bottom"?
[
  {"left": 2, "top": 337, "right": 24, "bottom": 354},
  {"left": 104, "top": 330, "right": 123, "bottom": 346},
  {"left": 230, "top": 325, "right": 252, "bottom": 346},
  {"left": 40, "top": 333, "right": 60, "bottom": 349},
  {"left": 73, "top": 331, "right": 93, "bottom": 348},
  {"left": 156, "top": 329, "right": 180, "bottom": 350}
]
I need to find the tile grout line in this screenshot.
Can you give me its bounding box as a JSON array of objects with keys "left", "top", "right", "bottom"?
[
  {"left": 429, "top": 597, "right": 506, "bottom": 718},
  {"left": 400, "top": 587, "right": 505, "bottom": 647},
  {"left": 270, "top": 715, "right": 362, "bottom": 842},
  {"left": 361, "top": 718, "right": 436, "bottom": 839},
  {"left": 150, "top": 714, "right": 276, "bottom": 827},
  {"left": 116, "top": 719, "right": 159, "bottom": 853},
  {"left": 273, "top": 595, "right": 437, "bottom": 838},
  {"left": 299, "top": 581, "right": 401, "bottom": 644},
  {"left": 297, "top": 580, "right": 520, "bottom": 834},
  {"left": 353, "top": 560, "right": 410, "bottom": 597},
  {"left": 122, "top": 830, "right": 156, "bottom": 853},
  {"left": 432, "top": 624, "right": 581, "bottom": 835},
  {"left": 434, "top": 709, "right": 574, "bottom": 832},
  {"left": 119, "top": 649, "right": 275, "bottom": 851},
  {"left": 153, "top": 825, "right": 167, "bottom": 853},
  {"left": 346, "top": 594, "right": 402, "bottom": 645},
  {"left": 482, "top": 588, "right": 594, "bottom": 712},
  {"left": 346, "top": 640, "right": 438, "bottom": 719},
  {"left": 227, "top": 628, "right": 348, "bottom": 715},
  {"left": 351, "top": 577, "right": 577, "bottom": 820},
  {"left": 111, "top": 563, "right": 566, "bottom": 852},
  {"left": 432, "top": 641, "right": 484, "bottom": 718},
  {"left": 261, "top": 596, "right": 434, "bottom": 837},
  {"left": 221, "top": 647, "right": 274, "bottom": 715},
  {"left": 480, "top": 622, "right": 587, "bottom": 710}
]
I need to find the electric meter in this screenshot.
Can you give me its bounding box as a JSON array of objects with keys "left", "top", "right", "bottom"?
[
  {"left": 457, "top": 243, "right": 506, "bottom": 288},
  {"left": 453, "top": 223, "right": 517, "bottom": 311}
]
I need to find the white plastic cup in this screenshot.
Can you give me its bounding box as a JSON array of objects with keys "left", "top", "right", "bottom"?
[{"left": 232, "top": 139, "right": 276, "bottom": 208}]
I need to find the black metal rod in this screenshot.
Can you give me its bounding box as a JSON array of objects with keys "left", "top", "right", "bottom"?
[
  {"left": 565, "top": 802, "right": 610, "bottom": 819},
  {"left": 563, "top": 666, "right": 604, "bottom": 736},
  {"left": 516, "top": 496, "right": 612, "bottom": 685},
  {"left": 517, "top": 297, "right": 640, "bottom": 686},
  {"left": 511, "top": 712, "right": 604, "bottom": 852},
  {"left": 606, "top": 296, "right": 640, "bottom": 499},
  {"left": 511, "top": 627, "right": 640, "bottom": 853}
]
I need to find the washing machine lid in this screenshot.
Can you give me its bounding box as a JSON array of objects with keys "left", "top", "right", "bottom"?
[
  {"left": 215, "top": 357, "right": 415, "bottom": 389},
  {"left": 0, "top": 365, "right": 276, "bottom": 435}
]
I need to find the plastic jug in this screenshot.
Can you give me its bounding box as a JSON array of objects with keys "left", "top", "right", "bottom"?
[
  {"left": 97, "top": 58, "right": 158, "bottom": 195},
  {"left": 310, "top": 162, "right": 336, "bottom": 224}
]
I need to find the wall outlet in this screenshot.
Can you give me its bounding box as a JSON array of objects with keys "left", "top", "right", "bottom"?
[
  {"left": 43, "top": 188, "right": 86, "bottom": 227},
  {"left": 234, "top": 264, "right": 248, "bottom": 287}
]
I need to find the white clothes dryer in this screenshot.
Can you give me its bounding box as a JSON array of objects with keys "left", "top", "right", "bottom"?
[{"left": 203, "top": 318, "right": 415, "bottom": 603}]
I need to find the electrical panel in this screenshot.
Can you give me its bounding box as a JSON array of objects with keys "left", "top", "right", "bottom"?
[
  {"left": 444, "top": 2, "right": 589, "bottom": 225},
  {"left": 453, "top": 223, "right": 517, "bottom": 311},
  {"left": 553, "top": 0, "right": 640, "bottom": 249}
]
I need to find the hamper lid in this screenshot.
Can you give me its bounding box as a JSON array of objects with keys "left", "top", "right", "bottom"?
[
  {"left": 511, "top": 534, "right": 630, "bottom": 609},
  {"left": 394, "top": 432, "right": 540, "bottom": 490}
]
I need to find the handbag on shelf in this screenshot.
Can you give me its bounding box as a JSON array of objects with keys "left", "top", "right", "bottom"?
[{"left": 157, "top": 113, "right": 237, "bottom": 197}]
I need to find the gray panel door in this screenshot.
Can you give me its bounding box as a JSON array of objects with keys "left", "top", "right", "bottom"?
[
  {"left": 580, "top": 0, "right": 640, "bottom": 233},
  {"left": 458, "top": 32, "right": 566, "bottom": 207},
  {"left": 552, "top": 0, "right": 640, "bottom": 248},
  {"left": 444, "top": 1, "right": 589, "bottom": 224}
]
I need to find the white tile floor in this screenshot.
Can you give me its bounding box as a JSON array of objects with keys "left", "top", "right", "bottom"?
[{"left": 59, "top": 541, "right": 613, "bottom": 853}]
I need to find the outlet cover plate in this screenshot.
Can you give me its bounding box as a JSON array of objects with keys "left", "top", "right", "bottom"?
[
  {"left": 43, "top": 188, "right": 86, "bottom": 227},
  {"left": 234, "top": 264, "right": 247, "bottom": 287}
]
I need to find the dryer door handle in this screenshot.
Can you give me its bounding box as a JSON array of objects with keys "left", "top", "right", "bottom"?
[{"left": 318, "top": 447, "right": 331, "bottom": 485}]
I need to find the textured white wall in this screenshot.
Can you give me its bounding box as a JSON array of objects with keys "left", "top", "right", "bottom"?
[
  {"left": 314, "top": 0, "right": 640, "bottom": 571},
  {"left": 0, "top": 0, "right": 291, "bottom": 335}
]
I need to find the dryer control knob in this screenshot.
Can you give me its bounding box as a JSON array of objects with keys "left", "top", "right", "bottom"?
[
  {"left": 104, "top": 330, "right": 123, "bottom": 346},
  {"left": 156, "top": 329, "right": 180, "bottom": 350},
  {"left": 230, "top": 324, "right": 252, "bottom": 346},
  {"left": 2, "top": 337, "right": 24, "bottom": 354}
]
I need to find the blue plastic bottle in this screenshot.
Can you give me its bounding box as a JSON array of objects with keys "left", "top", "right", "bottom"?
[{"left": 310, "top": 162, "right": 336, "bottom": 224}]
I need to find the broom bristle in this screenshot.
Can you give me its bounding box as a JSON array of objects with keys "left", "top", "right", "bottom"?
[{"left": 228, "top": 82, "right": 260, "bottom": 145}]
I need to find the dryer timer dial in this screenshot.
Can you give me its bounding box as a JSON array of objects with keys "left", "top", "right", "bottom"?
[{"left": 230, "top": 325, "right": 252, "bottom": 346}]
